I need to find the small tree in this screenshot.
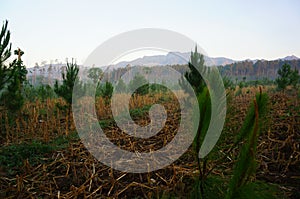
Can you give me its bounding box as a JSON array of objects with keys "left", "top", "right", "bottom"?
[
  {"left": 2, "top": 49, "right": 27, "bottom": 113},
  {"left": 0, "top": 20, "right": 28, "bottom": 142},
  {"left": 54, "top": 59, "right": 82, "bottom": 135},
  {"left": 275, "top": 63, "right": 299, "bottom": 90},
  {"left": 150, "top": 83, "right": 168, "bottom": 93},
  {"left": 242, "top": 76, "right": 246, "bottom": 82},
  {"left": 54, "top": 59, "right": 80, "bottom": 107},
  {"left": 37, "top": 84, "right": 55, "bottom": 102},
  {"left": 226, "top": 90, "right": 268, "bottom": 199},
  {"left": 181, "top": 46, "right": 206, "bottom": 95},
  {"left": 97, "top": 81, "right": 114, "bottom": 98},
  {"left": 179, "top": 46, "right": 211, "bottom": 198},
  {"left": 290, "top": 67, "right": 300, "bottom": 89},
  {"left": 115, "top": 78, "right": 127, "bottom": 93},
  {"left": 88, "top": 67, "right": 103, "bottom": 84},
  {"left": 0, "top": 20, "right": 27, "bottom": 115},
  {"left": 222, "top": 76, "right": 235, "bottom": 90},
  {"left": 129, "top": 73, "right": 149, "bottom": 96},
  {"left": 0, "top": 20, "right": 13, "bottom": 93}
]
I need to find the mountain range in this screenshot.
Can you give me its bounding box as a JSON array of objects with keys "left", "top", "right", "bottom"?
[
  {"left": 109, "top": 52, "right": 299, "bottom": 69},
  {"left": 26, "top": 52, "right": 300, "bottom": 85}
]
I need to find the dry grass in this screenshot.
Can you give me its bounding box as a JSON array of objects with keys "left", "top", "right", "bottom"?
[{"left": 0, "top": 89, "right": 299, "bottom": 198}]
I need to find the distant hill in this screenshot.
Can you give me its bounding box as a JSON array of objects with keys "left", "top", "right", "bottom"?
[
  {"left": 111, "top": 52, "right": 236, "bottom": 69},
  {"left": 281, "top": 55, "right": 299, "bottom": 61},
  {"left": 26, "top": 53, "right": 300, "bottom": 84},
  {"left": 108, "top": 52, "right": 299, "bottom": 69}
]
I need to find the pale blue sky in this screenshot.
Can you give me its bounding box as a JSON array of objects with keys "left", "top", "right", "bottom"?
[{"left": 1, "top": 0, "right": 300, "bottom": 67}]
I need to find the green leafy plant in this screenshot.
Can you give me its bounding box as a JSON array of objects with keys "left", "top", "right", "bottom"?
[
  {"left": 226, "top": 89, "right": 268, "bottom": 199},
  {"left": 180, "top": 46, "right": 206, "bottom": 94},
  {"left": 181, "top": 46, "right": 213, "bottom": 198},
  {"left": 0, "top": 20, "right": 27, "bottom": 132},
  {"left": 193, "top": 87, "right": 212, "bottom": 198},
  {"left": 54, "top": 59, "right": 83, "bottom": 134},
  {"left": 1, "top": 49, "right": 27, "bottom": 114},
  {"left": 87, "top": 67, "right": 103, "bottom": 84},
  {"left": 149, "top": 83, "right": 168, "bottom": 93},
  {"left": 115, "top": 78, "right": 127, "bottom": 93},
  {"left": 0, "top": 20, "right": 27, "bottom": 110},
  {"left": 0, "top": 140, "right": 54, "bottom": 174},
  {"left": 182, "top": 47, "right": 274, "bottom": 199},
  {"left": 290, "top": 67, "right": 300, "bottom": 89},
  {"left": 0, "top": 20, "right": 13, "bottom": 92},
  {"left": 276, "top": 63, "right": 299, "bottom": 91},
  {"left": 0, "top": 132, "right": 78, "bottom": 176},
  {"left": 54, "top": 59, "right": 81, "bottom": 107},
  {"left": 129, "top": 73, "right": 149, "bottom": 96},
  {"left": 96, "top": 81, "right": 114, "bottom": 105},
  {"left": 223, "top": 76, "right": 235, "bottom": 90}
]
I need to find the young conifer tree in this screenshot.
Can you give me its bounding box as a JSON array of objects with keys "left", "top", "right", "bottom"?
[
  {"left": 54, "top": 58, "right": 80, "bottom": 109},
  {"left": 181, "top": 46, "right": 211, "bottom": 198},
  {"left": 275, "top": 63, "right": 299, "bottom": 91},
  {"left": 2, "top": 48, "right": 27, "bottom": 113},
  {"left": 180, "top": 46, "right": 206, "bottom": 94},
  {"left": 0, "top": 20, "right": 27, "bottom": 116},
  {"left": 54, "top": 59, "right": 83, "bottom": 135},
  {"left": 226, "top": 89, "right": 268, "bottom": 199},
  {"left": 0, "top": 20, "right": 13, "bottom": 92}
]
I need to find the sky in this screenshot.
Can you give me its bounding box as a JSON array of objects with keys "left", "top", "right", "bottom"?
[{"left": 1, "top": 0, "right": 300, "bottom": 67}]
